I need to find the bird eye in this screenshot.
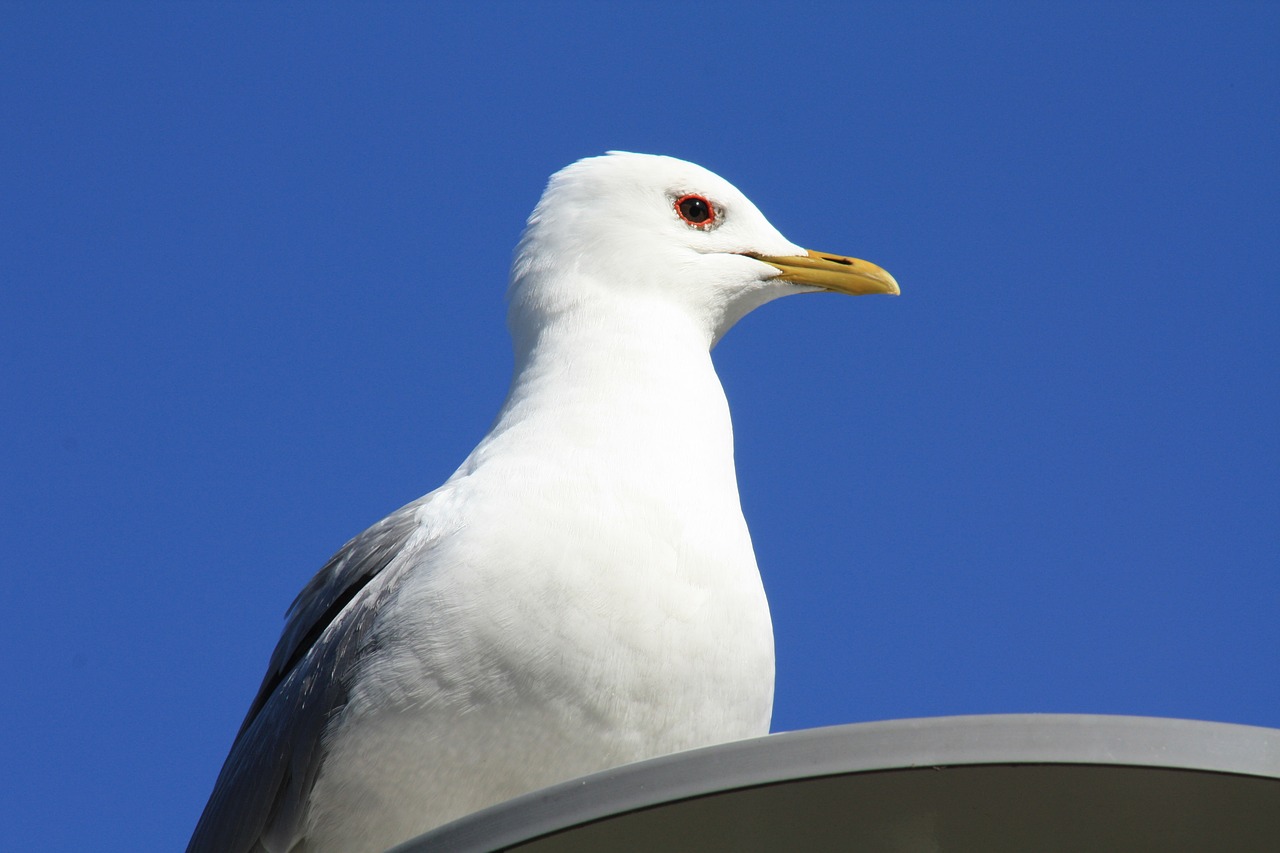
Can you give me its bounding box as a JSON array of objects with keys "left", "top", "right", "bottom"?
[{"left": 675, "top": 194, "right": 716, "bottom": 229}]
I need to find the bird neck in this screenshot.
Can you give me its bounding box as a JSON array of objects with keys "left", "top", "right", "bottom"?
[{"left": 463, "top": 297, "right": 740, "bottom": 498}]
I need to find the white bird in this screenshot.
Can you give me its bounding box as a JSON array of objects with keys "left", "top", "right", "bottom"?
[{"left": 187, "top": 152, "right": 898, "bottom": 853}]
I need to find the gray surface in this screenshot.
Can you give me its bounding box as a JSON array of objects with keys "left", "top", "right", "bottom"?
[{"left": 391, "top": 715, "right": 1280, "bottom": 852}]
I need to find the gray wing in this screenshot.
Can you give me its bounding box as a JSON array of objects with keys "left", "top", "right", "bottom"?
[{"left": 187, "top": 500, "right": 425, "bottom": 853}]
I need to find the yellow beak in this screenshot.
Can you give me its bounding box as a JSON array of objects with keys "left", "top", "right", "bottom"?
[{"left": 744, "top": 249, "right": 899, "bottom": 296}]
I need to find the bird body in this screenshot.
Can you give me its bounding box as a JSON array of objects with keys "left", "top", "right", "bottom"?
[{"left": 188, "top": 152, "right": 897, "bottom": 853}]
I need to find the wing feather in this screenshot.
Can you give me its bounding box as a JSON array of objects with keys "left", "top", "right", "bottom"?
[{"left": 187, "top": 500, "right": 425, "bottom": 853}]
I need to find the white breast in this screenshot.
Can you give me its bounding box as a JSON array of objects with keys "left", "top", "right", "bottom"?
[{"left": 300, "top": 297, "right": 775, "bottom": 852}]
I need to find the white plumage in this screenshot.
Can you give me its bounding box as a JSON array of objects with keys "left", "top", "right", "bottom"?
[{"left": 188, "top": 152, "right": 897, "bottom": 853}]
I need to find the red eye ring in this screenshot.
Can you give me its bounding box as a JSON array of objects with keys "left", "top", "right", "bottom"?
[{"left": 675, "top": 194, "right": 716, "bottom": 229}]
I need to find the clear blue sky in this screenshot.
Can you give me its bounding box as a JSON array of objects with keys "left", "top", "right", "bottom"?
[{"left": 3, "top": 3, "right": 1277, "bottom": 850}]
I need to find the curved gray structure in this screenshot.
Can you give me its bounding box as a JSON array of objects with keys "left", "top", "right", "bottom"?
[{"left": 391, "top": 715, "right": 1280, "bottom": 852}]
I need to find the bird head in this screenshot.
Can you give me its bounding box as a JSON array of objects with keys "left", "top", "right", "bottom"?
[{"left": 508, "top": 152, "right": 897, "bottom": 350}]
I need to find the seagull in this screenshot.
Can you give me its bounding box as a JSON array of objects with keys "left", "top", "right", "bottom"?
[{"left": 187, "top": 152, "right": 898, "bottom": 853}]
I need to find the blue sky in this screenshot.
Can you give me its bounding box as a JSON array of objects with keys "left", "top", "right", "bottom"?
[{"left": 3, "top": 3, "right": 1277, "bottom": 850}]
